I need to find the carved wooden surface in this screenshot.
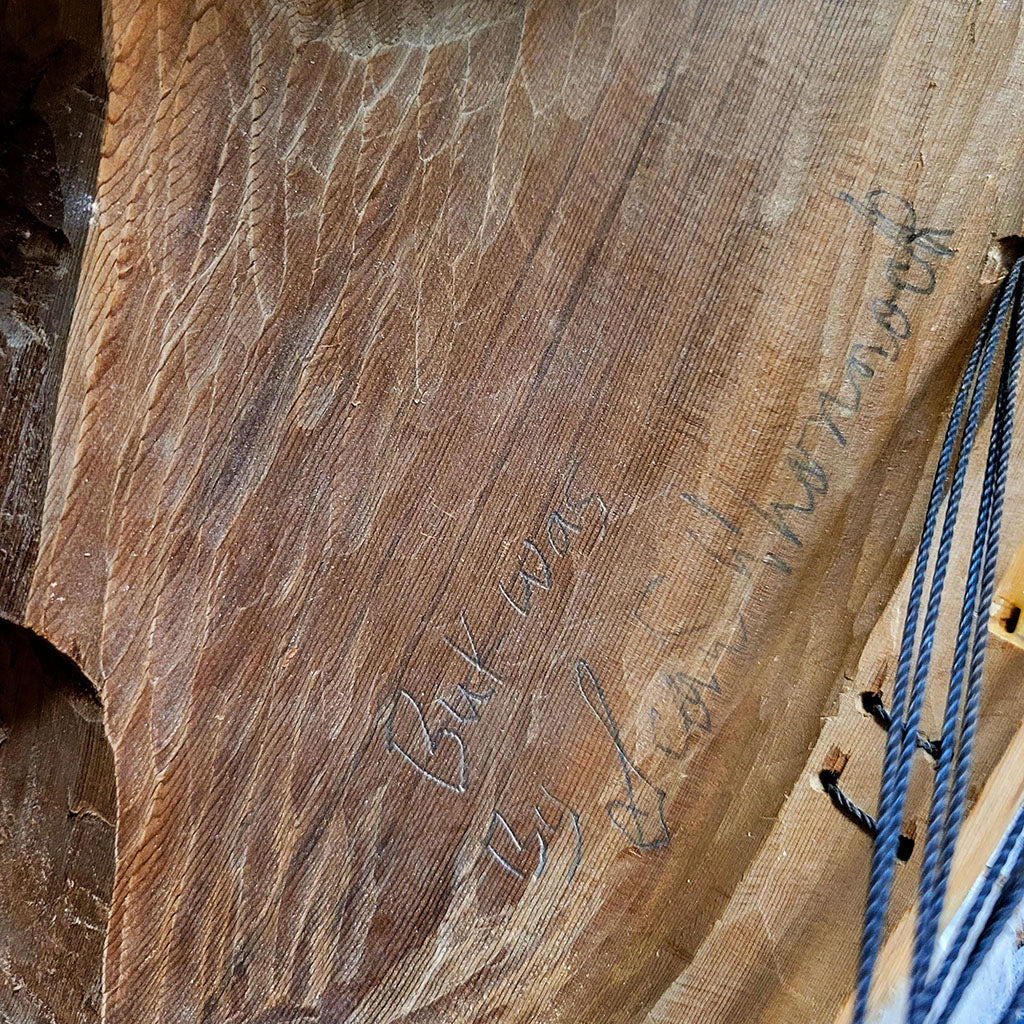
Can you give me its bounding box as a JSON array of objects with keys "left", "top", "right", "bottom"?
[{"left": 4, "top": 1, "right": 1024, "bottom": 1022}]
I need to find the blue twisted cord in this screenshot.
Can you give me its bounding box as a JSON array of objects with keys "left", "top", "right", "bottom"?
[
  {"left": 939, "top": 276, "right": 1024, "bottom": 917},
  {"left": 852, "top": 260, "right": 1020, "bottom": 1024},
  {"left": 933, "top": 275, "right": 1023, "bottom": 982},
  {"left": 932, "top": 851, "right": 1024, "bottom": 1024},
  {"left": 907, "top": 266, "right": 1024, "bottom": 1024},
  {"left": 914, "top": 271, "right": 1024, "bottom": 1017},
  {"left": 853, "top": 280, "right": 994, "bottom": 1024},
  {"left": 920, "top": 798, "right": 1024, "bottom": 1013}
]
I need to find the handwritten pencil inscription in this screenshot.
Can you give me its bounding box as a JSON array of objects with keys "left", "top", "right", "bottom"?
[
  {"left": 383, "top": 461, "right": 608, "bottom": 799},
  {"left": 680, "top": 189, "right": 952, "bottom": 576},
  {"left": 575, "top": 658, "right": 669, "bottom": 850},
  {"left": 375, "top": 186, "right": 956, "bottom": 895}
]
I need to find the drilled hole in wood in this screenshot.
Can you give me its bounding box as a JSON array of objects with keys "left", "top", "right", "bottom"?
[
  {"left": 1000, "top": 602, "right": 1021, "bottom": 635},
  {"left": 981, "top": 235, "right": 1024, "bottom": 284},
  {"left": 897, "top": 826, "right": 916, "bottom": 862},
  {"left": 861, "top": 689, "right": 885, "bottom": 717},
  {"left": 860, "top": 690, "right": 941, "bottom": 761},
  {"left": 818, "top": 747, "right": 915, "bottom": 861},
  {"left": 0, "top": 0, "right": 107, "bottom": 613}
]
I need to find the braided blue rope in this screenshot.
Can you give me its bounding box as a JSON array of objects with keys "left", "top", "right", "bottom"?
[
  {"left": 932, "top": 851, "right": 1024, "bottom": 1024},
  {"left": 852, "top": 309, "right": 988, "bottom": 1024},
  {"left": 938, "top": 280, "right": 1022, "bottom": 945},
  {"left": 923, "top": 297, "right": 1024, "bottom": 1021},
  {"left": 852, "top": 261, "right": 1019, "bottom": 1024},
  {"left": 940, "top": 276, "right": 1024, "bottom": 904},
  {"left": 920, "top": 799, "right": 1024, "bottom": 1013},
  {"left": 907, "top": 266, "right": 1024, "bottom": 1024}
]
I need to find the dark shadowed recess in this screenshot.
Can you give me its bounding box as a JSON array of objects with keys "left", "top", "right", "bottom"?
[
  {"left": 0, "top": 618, "right": 115, "bottom": 1024},
  {"left": 0, "top": 0, "right": 107, "bottom": 620},
  {"left": 0, "top": 1, "right": 113, "bottom": 1019}
]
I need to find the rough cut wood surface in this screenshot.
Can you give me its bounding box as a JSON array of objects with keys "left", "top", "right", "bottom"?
[
  {"left": 5, "top": 1, "right": 1024, "bottom": 1022},
  {"left": 649, "top": 398, "right": 1024, "bottom": 1024}
]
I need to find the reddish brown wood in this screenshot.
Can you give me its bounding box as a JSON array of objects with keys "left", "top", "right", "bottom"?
[{"left": 4, "top": 2, "right": 1024, "bottom": 1022}]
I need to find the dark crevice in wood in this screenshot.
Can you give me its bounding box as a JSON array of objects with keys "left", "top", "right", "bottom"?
[
  {"left": 0, "top": 617, "right": 114, "bottom": 1024},
  {"left": 0, "top": 0, "right": 108, "bottom": 621}
]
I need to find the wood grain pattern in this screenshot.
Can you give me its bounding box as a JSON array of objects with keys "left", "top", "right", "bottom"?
[
  {"left": 5, "top": 0, "right": 1024, "bottom": 1021},
  {"left": 651, "top": 395, "right": 1024, "bottom": 1024}
]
